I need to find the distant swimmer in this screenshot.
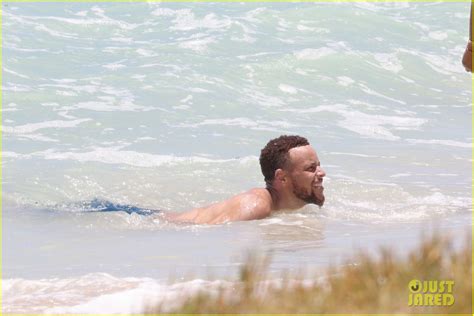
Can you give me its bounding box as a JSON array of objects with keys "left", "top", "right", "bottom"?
[
  {"left": 164, "top": 135, "right": 326, "bottom": 224},
  {"left": 462, "top": 2, "right": 472, "bottom": 72}
]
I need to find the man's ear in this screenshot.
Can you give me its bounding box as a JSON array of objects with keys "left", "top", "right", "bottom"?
[{"left": 274, "top": 169, "right": 287, "bottom": 183}]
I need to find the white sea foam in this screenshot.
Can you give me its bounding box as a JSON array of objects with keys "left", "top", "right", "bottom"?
[
  {"left": 136, "top": 48, "right": 156, "bottom": 57},
  {"left": 428, "top": 31, "right": 448, "bottom": 41},
  {"left": 413, "top": 22, "right": 430, "bottom": 32},
  {"left": 294, "top": 47, "right": 335, "bottom": 60},
  {"left": 3, "top": 67, "right": 30, "bottom": 79},
  {"left": 237, "top": 52, "right": 276, "bottom": 60},
  {"left": 59, "top": 85, "right": 154, "bottom": 112},
  {"left": 296, "top": 24, "right": 316, "bottom": 32},
  {"left": 8, "top": 9, "right": 140, "bottom": 31},
  {"left": 2, "top": 151, "right": 33, "bottom": 159},
  {"left": 56, "top": 90, "right": 77, "bottom": 97},
  {"left": 354, "top": 2, "right": 410, "bottom": 12},
  {"left": 242, "top": 89, "right": 286, "bottom": 108},
  {"left": 173, "top": 104, "right": 191, "bottom": 110},
  {"left": 358, "top": 83, "right": 407, "bottom": 105},
  {"left": 109, "top": 37, "right": 134, "bottom": 44},
  {"left": 399, "top": 48, "right": 465, "bottom": 75},
  {"left": 336, "top": 76, "right": 354, "bottom": 87},
  {"left": 4, "top": 45, "right": 49, "bottom": 53},
  {"left": 14, "top": 134, "right": 59, "bottom": 142},
  {"left": 4, "top": 273, "right": 319, "bottom": 314},
  {"left": 34, "top": 24, "right": 78, "bottom": 39},
  {"left": 189, "top": 88, "right": 209, "bottom": 93},
  {"left": 3, "top": 84, "right": 31, "bottom": 92},
  {"left": 373, "top": 53, "right": 403, "bottom": 73},
  {"left": 180, "top": 118, "right": 295, "bottom": 131},
  {"left": 131, "top": 74, "right": 147, "bottom": 82},
  {"left": 136, "top": 136, "right": 156, "bottom": 141},
  {"left": 4, "top": 12, "right": 79, "bottom": 39},
  {"left": 390, "top": 173, "right": 458, "bottom": 178},
  {"left": 39, "top": 83, "right": 98, "bottom": 94},
  {"left": 3, "top": 274, "right": 184, "bottom": 314},
  {"left": 151, "top": 7, "right": 178, "bottom": 17},
  {"left": 31, "top": 147, "right": 257, "bottom": 167},
  {"left": 327, "top": 189, "right": 470, "bottom": 223},
  {"left": 180, "top": 95, "right": 193, "bottom": 103},
  {"left": 279, "top": 104, "right": 426, "bottom": 141},
  {"left": 102, "top": 63, "right": 126, "bottom": 71},
  {"left": 242, "top": 7, "right": 268, "bottom": 23},
  {"left": 408, "top": 192, "right": 471, "bottom": 209},
  {"left": 390, "top": 173, "right": 411, "bottom": 178},
  {"left": 406, "top": 138, "right": 472, "bottom": 148},
  {"left": 68, "top": 101, "right": 147, "bottom": 112},
  {"left": 329, "top": 152, "right": 396, "bottom": 159},
  {"left": 179, "top": 36, "right": 216, "bottom": 52},
  {"left": 231, "top": 33, "right": 257, "bottom": 43},
  {"left": 75, "top": 10, "right": 88, "bottom": 17},
  {"left": 278, "top": 84, "right": 298, "bottom": 94},
  {"left": 2, "top": 119, "right": 91, "bottom": 134},
  {"left": 157, "top": 9, "right": 232, "bottom": 32}
]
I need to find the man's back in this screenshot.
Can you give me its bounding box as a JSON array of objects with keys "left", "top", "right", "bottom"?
[{"left": 165, "top": 188, "right": 273, "bottom": 224}]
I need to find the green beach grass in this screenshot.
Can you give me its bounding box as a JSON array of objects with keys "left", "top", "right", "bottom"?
[{"left": 146, "top": 231, "right": 471, "bottom": 314}]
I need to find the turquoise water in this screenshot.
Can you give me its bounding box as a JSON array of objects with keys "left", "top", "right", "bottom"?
[{"left": 3, "top": 2, "right": 472, "bottom": 313}]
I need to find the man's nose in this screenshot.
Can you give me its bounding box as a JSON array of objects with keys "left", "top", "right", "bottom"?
[{"left": 316, "top": 166, "right": 326, "bottom": 178}]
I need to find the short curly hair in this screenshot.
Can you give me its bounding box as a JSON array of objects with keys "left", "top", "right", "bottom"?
[{"left": 259, "top": 135, "right": 309, "bottom": 185}]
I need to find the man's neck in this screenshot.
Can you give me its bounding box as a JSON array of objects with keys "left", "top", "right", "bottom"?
[{"left": 266, "top": 185, "right": 305, "bottom": 211}]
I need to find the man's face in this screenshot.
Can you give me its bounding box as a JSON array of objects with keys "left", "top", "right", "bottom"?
[{"left": 286, "top": 145, "right": 326, "bottom": 206}]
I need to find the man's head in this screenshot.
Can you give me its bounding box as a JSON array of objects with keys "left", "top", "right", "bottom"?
[{"left": 260, "top": 135, "right": 326, "bottom": 207}]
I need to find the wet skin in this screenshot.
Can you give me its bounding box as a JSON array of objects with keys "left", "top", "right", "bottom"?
[{"left": 165, "top": 145, "right": 326, "bottom": 224}]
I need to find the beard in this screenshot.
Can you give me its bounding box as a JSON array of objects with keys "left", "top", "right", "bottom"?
[{"left": 292, "top": 181, "right": 325, "bottom": 207}]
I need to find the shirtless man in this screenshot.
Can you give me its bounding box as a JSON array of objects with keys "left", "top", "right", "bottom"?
[{"left": 165, "top": 135, "right": 326, "bottom": 224}]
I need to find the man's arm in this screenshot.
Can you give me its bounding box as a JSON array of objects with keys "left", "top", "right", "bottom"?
[
  {"left": 164, "top": 189, "right": 272, "bottom": 224},
  {"left": 462, "top": 2, "right": 472, "bottom": 72}
]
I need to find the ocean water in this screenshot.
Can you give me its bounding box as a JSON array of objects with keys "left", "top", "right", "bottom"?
[{"left": 3, "top": 2, "right": 472, "bottom": 313}]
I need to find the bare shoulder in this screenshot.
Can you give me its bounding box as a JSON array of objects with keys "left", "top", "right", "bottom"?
[
  {"left": 246, "top": 188, "right": 272, "bottom": 203},
  {"left": 237, "top": 188, "right": 273, "bottom": 220},
  {"left": 166, "top": 188, "right": 274, "bottom": 224}
]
